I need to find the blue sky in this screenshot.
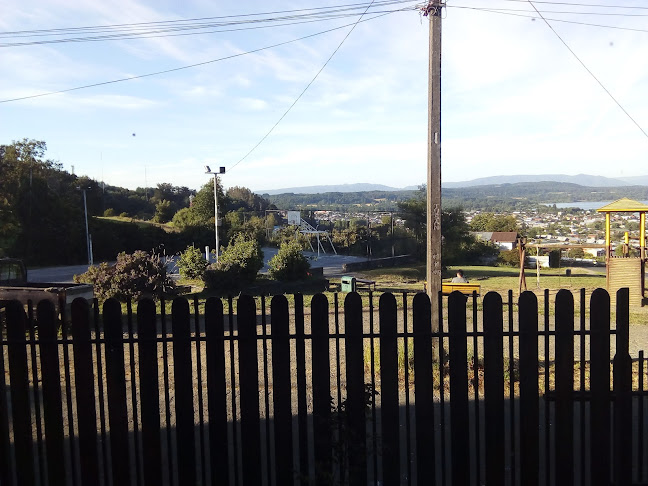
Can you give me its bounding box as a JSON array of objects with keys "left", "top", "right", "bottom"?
[{"left": 1, "top": 0, "right": 647, "bottom": 192}]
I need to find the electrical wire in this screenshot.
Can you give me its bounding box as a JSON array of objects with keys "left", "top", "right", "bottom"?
[
  {"left": 0, "top": 7, "right": 417, "bottom": 47},
  {"left": 526, "top": 0, "right": 648, "bottom": 139},
  {"left": 459, "top": 6, "right": 648, "bottom": 17},
  {"left": 0, "top": 12, "right": 395, "bottom": 104},
  {"left": 228, "top": 0, "right": 379, "bottom": 173},
  {"left": 499, "top": 0, "right": 648, "bottom": 10},
  {"left": 0, "top": 1, "right": 418, "bottom": 47},
  {"left": 0, "top": 0, "right": 409, "bottom": 35},
  {"left": 449, "top": 5, "right": 648, "bottom": 34}
]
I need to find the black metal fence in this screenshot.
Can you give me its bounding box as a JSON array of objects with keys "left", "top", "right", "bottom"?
[{"left": 0, "top": 287, "right": 646, "bottom": 485}]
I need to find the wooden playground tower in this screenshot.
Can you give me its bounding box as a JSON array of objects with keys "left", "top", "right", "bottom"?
[{"left": 597, "top": 198, "right": 648, "bottom": 306}]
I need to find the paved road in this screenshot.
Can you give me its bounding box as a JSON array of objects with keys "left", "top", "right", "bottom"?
[{"left": 27, "top": 264, "right": 95, "bottom": 284}]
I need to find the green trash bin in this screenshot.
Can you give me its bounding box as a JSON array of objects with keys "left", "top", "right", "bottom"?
[{"left": 341, "top": 276, "right": 356, "bottom": 292}]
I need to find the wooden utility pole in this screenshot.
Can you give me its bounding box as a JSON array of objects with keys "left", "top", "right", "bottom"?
[{"left": 426, "top": 1, "right": 443, "bottom": 359}]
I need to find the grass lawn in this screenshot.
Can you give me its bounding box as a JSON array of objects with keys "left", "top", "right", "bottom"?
[{"left": 175, "top": 262, "right": 648, "bottom": 325}]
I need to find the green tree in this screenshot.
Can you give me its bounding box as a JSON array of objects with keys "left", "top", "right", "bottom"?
[
  {"left": 204, "top": 234, "right": 264, "bottom": 290},
  {"left": 226, "top": 186, "right": 272, "bottom": 212},
  {"left": 0, "top": 139, "right": 86, "bottom": 264},
  {"left": 470, "top": 212, "right": 519, "bottom": 233},
  {"left": 171, "top": 207, "right": 203, "bottom": 229},
  {"left": 567, "top": 248, "right": 585, "bottom": 259},
  {"left": 177, "top": 245, "right": 209, "bottom": 279},
  {"left": 153, "top": 199, "right": 175, "bottom": 223},
  {"left": 397, "top": 186, "right": 426, "bottom": 244},
  {"left": 268, "top": 240, "right": 311, "bottom": 281},
  {"left": 191, "top": 180, "right": 226, "bottom": 225}
]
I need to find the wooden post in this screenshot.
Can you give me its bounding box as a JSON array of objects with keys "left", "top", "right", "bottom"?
[
  {"left": 426, "top": 1, "right": 443, "bottom": 360},
  {"left": 605, "top": 212, "right": 611, "bottom": 286},
  {"left": 641, "top": 212, "right": 646, "bottom": 260},
  {"left": 518, "top": 237, "right": 527, "bottom": 293}
]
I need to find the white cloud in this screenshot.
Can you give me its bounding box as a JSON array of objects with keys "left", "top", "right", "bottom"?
[{"left": 238, "top": 97, "right": 268, "bottom": 111}]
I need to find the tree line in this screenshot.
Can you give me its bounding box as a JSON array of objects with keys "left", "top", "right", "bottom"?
[{"left": 1, "top": 139, "right": 521, "bottom": 267}]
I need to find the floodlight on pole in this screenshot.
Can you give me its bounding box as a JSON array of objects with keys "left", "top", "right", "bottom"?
[{"left": 205, "top": 166, "right": 225, "bottom": 263}]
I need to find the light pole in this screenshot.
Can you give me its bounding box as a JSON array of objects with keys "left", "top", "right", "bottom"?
[
  {"left": 204, "top": 166, "right": 225, "bottom": 264},
  {"left": 77, "top": 186, "right": 92, "bottom": 265}
]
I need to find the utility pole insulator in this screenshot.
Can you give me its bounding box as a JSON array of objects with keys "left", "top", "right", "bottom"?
[{"left": 421, "top": 1, "right": 445, "bottom": 17}]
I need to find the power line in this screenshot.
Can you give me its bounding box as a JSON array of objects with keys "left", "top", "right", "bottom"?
[
  {"left": 0, "top": 0, "right": 408, "bottom": 35},
  {"left": 459, "top": 6, "right": 648, "bottom": 17},
  {"left": 499, "top": 0, "right": 648, "bottom": 10},
  {"left": 0, "top": 10, "right": 415, "bottom": 47},
  {"left": 450, "top": 5, "right": 648, "bottom": 34},
  {"left": 0, "top": 1, "right": 417, "bottom": 47},
  {"left": 526, "top": 0, "right": 648, "bottom": 139},
  {"left": 0, "top": 12, "right": 395, "bottom": 104},
  {"left": 229, "top": 1, "right": 380, "bottom": 173}
]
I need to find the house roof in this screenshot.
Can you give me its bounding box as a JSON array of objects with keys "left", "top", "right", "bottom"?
[
  {"left": 490, "top": 231, "right": 518, "bottom": 243},
  {"left": 472, "top": 231, "right": 493, "bottom": 241},
  {"left": 596, "top": 198, "right": 648, "bottom": 213}
]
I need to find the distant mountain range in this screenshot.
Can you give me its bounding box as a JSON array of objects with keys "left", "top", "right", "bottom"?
[
  {"left": 442, "top": 174, "right": 648, "bottom": 188},
  {"left": 258, "top": 175, "right": 648, "bottom": 195},
  {"left": 258, "top": 183, "right": 416, "bottom": 195}
]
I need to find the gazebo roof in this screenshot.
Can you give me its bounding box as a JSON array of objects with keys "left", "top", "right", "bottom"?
[{"left": 596, "top": 198, "right": 648, "bottom": 213}]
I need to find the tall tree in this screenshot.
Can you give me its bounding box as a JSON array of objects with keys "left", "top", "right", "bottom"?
[
  {"left": 0, "top": 139, "right": 85, "bottom": 263},
  {"left": 469, "top": 212, "right": 519, "bottom": 233}
]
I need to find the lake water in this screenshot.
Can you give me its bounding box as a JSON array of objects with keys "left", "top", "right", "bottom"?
[{"left": 552, "top": 201, "right": 648, "bottom": 210}]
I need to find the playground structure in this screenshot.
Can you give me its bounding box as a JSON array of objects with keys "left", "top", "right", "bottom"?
[
  {"left": 597, "top": 198, "right": 647, "bottom": 306},
  {"left": 287, "top": 211, "right": 337, "bottom": 257}
]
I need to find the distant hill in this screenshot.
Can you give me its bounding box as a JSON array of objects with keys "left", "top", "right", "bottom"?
[
  {"left": 258, "top": 175, "right": 648, "bottom": 195},
  {"left": 442, "top": 174, "right": 635, "bottom": 188},
  {"left": 258, "top": 183, "right": 404, "bottom": 195},
  {"left": 617, "top": 175, "right": 648, "bottom": 186},
  {"left": 263, "top": 180, "right": 648, "bottom": 211}
]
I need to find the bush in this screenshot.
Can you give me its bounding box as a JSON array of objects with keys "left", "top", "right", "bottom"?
[
  {"left": 176, "top": 245, "right": 209, "bottom": 279},
  {"left": 74, "top": 250, "right": 175, "bottom": 302},
  {"left": 103, "top": 208, "right": 116, "bottom": 217},
  {"left": 497, "top": 249, "right": 520, "bottom": 267},
  {"left": 204, "top": 234, "right": 264, "bottom": 290},
  {"left": 119, "top": 212, "right": 129, "bottom": 218},
  {"left": 268, "top": 240, "right": 310, "bottom": 281}
]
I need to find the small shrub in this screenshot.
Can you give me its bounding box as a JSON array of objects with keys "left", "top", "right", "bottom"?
[
  {"left": 74, "top": 250, "right": 175, "bottom": 302},
  {"left": 119, "top": 212, "right": 129, "bottom": 218},
  {"left": 497, "top": 249, "right": 522, "bottom": 267},
  {"left": 177, "top": 245, "right": 208, "bottom": 279},
  {"left": 204, "top": 234, "right": 264, "bottom": 290},
  {"left": 268, "top": 240, "right": 310, "bottom": 281},
  {"left": 103, "top": 208, "right": 116, "bottom": 217}
]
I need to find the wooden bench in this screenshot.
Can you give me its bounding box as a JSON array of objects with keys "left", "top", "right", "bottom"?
[
  {"left": 442, "top": 282, "right": 481, "bottom": 296},
  {"left": 424, "top": 281, "right": 481, "bottom": 297},
  {"left": 355, "top": 278, "right": 377, "bottom": 291}
]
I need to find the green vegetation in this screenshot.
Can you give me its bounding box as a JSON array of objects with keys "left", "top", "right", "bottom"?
[
  {"left": 396, "top": 186, "right": 499, "bottom": 264},
  {"left": 0, "top": 139, "right": 279, "bottom": 265},
  {"left": 75, "top": 250, "right": 175, "bottom": 302},
  {"left": 176, "top": 245, "right": 209, "bottom": 279},
  {"left": 268, "top": 240, "right": 311, "bottom": 281},
  {"left": 470, "top": 212, "right": 520, "bottom": 233},
  {"left": 204, "top": 234, "right": 264, "bottom": 291}
]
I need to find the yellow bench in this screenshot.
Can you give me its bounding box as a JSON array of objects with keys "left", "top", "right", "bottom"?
[
  {"left": 442, "top": 282, "right": 481, "bottom": 296},
  {"left": 423, "top": 281, "right": 481, "bottom": 296}
]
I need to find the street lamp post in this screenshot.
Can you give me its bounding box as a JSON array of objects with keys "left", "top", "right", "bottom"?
[
  {"left": 77, "top": 186, "right": 92, "bottom": 265},
  {"left": 204, "top": 166, "right": 225, "bottom": 264}
]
